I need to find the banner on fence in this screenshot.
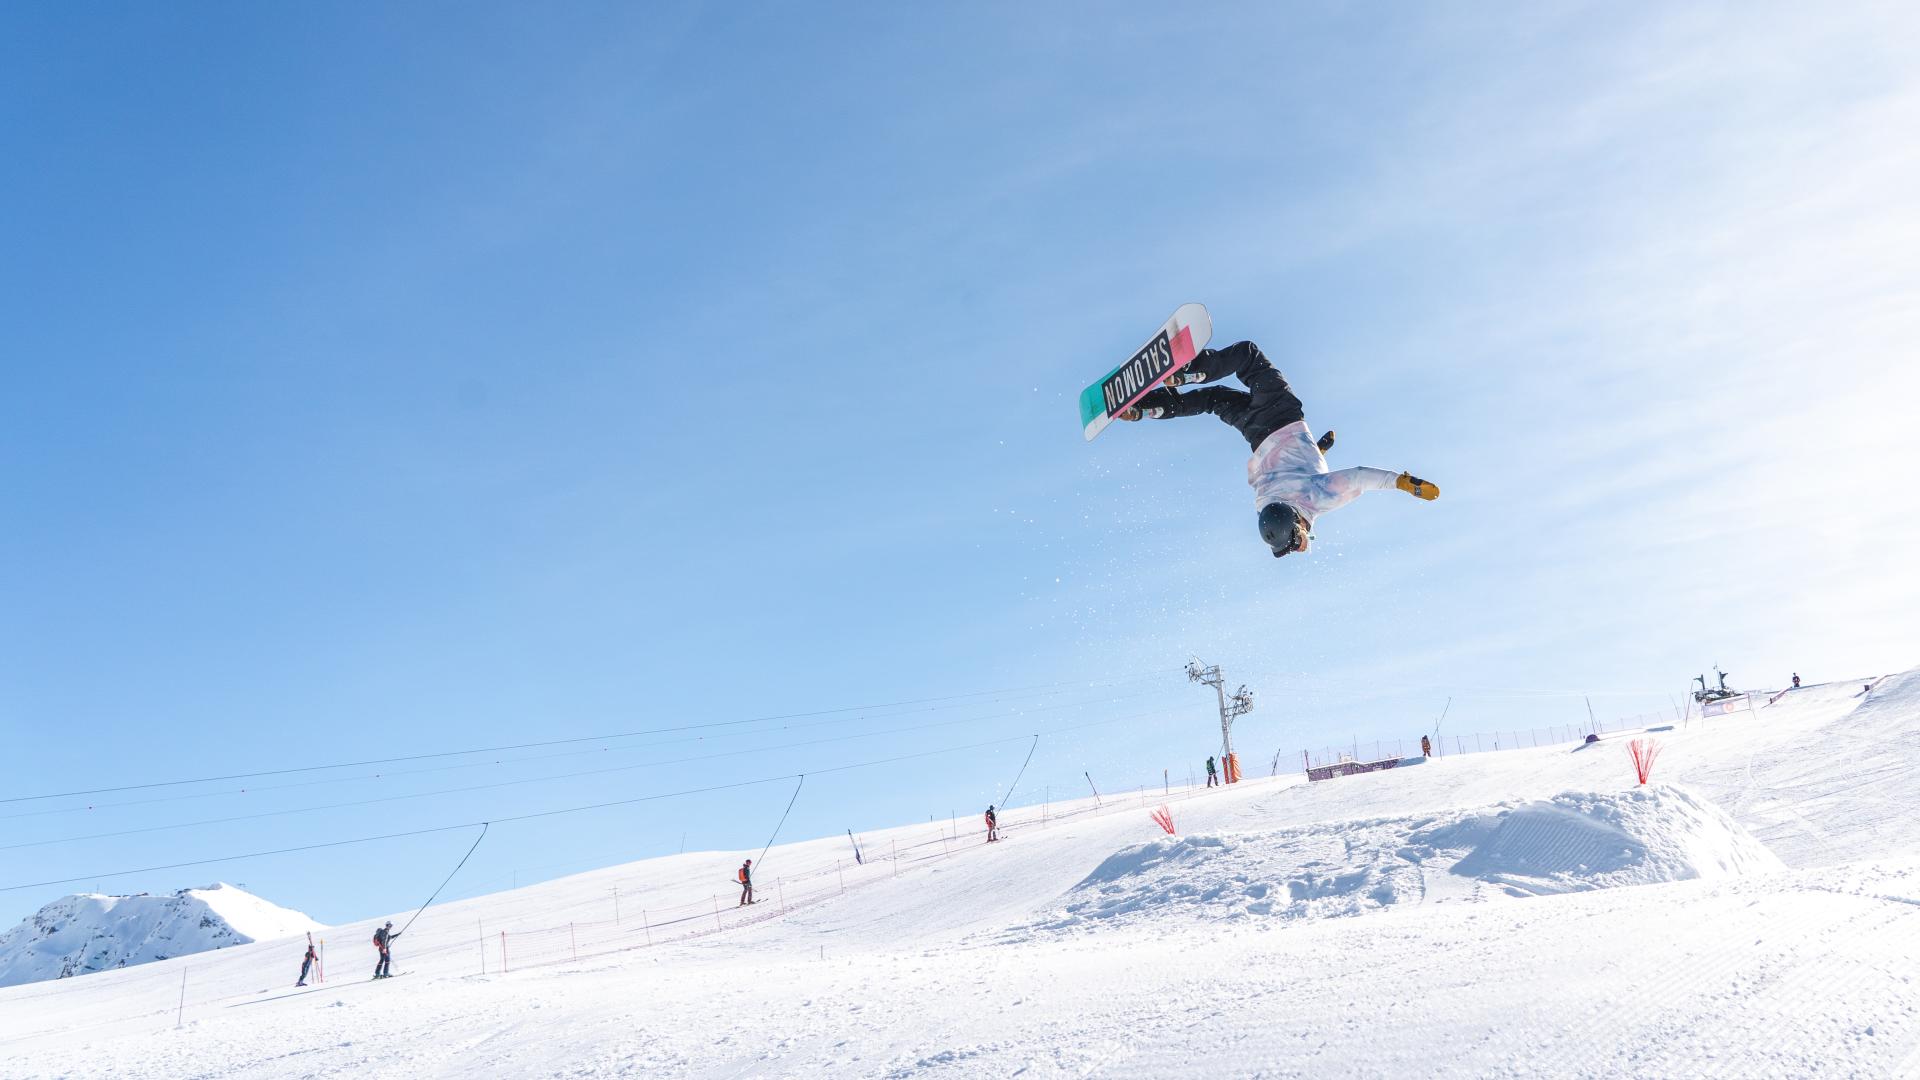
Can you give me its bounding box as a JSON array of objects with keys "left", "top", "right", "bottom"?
[{"left": 1306, "top": 755, "right": 1424, "bottom": 782}]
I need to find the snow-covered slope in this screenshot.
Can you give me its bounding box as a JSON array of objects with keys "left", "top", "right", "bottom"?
[
  {"left": 1002, "top": 783, "right": 1786, "bottom": 941},
  {"left": 0, "top": 884, "right": 320, "bottom": 988},
  {"left": 2, "top": 672, "right": 1916, "bottom": 1077}
]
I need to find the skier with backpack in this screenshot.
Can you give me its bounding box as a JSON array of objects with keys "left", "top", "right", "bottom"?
[
  {"left": 984, "top": 805, "right": 999, "bottom": 843},
  {"left": 1120, "top": 339, "right": 1438, "bottom": 557},
  {"left": 738, "top": 859, "right": 754, "bottom": 906},
  {"left": 1205, "top": 756, "right": 1219, "bottom": 788},
  {"left": 372, "top": 921, "right": 399, "bottom": 979}
]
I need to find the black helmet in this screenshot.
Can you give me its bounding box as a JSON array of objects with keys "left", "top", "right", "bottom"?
[{"left": 1257, "top": 503, "right": 1307, "bottom": 558}]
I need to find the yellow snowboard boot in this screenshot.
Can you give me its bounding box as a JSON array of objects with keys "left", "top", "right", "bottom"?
[{"left": 1396, "top": 472, "right": 1439, "bottom": 501}]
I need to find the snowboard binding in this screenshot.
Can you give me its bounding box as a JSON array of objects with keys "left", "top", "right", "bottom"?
[{"left": 1117, "top": 385, "right": 1180, "bottom": 422}]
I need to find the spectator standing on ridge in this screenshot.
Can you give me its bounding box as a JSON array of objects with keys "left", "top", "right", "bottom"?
[
  {"left": 1421, "top": 735, "right": 1432, "bottom": 759},
  {"left": 297, "top": 934, "right": 318, "bottom": 986},
  {"left": 372, "top": 921, "right": 398, "bottom": 979},
  {"left": 1205, "top": 756, "right": 1219, "bottom": 788},
  {"left": 1792, "top": 673, "right": 1802, "bottom": 689},
  {"left": 984, "top": 805, "right": 999, "bottom": 843},
  {"left": 738, "top": 859, "right": 754, "bottom": 906}
]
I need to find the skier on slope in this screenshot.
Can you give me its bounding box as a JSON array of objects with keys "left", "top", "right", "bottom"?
[
  {"left": 297, "top": 934, "right": 318, "bottom": 986},
  {"left": 1120, "top": 340, "right": 1438, "bottom": 557},
  {"left": 738, "top": 859, "right": 754, "bottom": 906},
  {"left": 984, "top": 805, "right": 999, "bottom": 843},
  {"left": 372, "top": 921, "right": 399, "bottom": 979},
  {"left": 1205, "top": 756, "right": 1218, "bottom": 788}
]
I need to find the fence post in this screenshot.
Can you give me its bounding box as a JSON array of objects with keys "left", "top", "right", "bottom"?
[
  {"left": 479, "top": 919, "right": 486, "bottom": 975},
  {"left": 778, "top": 878, "right": 787, "bottom": 914},
  {"left": 714, "top": 895, "right": 722, "bottom": 931},
  {"left": 837, "top": 859, "right": 845, "bottom": 893},
  {"left": 891, "top": 839, "right": 898, "bottom": 875},
  {"left": 642, "top": 909, "right": 652, "bottom": 945},
  {"left": 613, "top": 887, "right": 620, "bottom": 925},
  {"left": 500, "top": 931, "right": 509, "bottom": 973},
  {"left": 176, "top": 966, "right": 187, "bottom": 1029},
  {"left": 570, "top": 922, "right": 577, "bottom": 961}
]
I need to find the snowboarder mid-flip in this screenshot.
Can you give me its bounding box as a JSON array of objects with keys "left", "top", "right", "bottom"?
[
  {"left": 1121, "top": 340, "right": 1438, "bottom": 557},
  {"left": 372, "top": 921, "right": 398, "bottom": 979},
  {"left": 738, "top": 859, "right": 754, "bottom": 906},
  {"left": 984, "top": 805, "right": 999, "bottom": 843}
]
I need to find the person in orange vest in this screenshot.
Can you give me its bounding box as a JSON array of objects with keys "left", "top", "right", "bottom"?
[
  {"left": 984, "top": 805, "right": 999, "bottom": 843},
  {"left": 1421, "top": 735, "right": 1432, "bottom": 759},
  {"left": 737, "top": 859, "right": 754, "bottom": 906}
]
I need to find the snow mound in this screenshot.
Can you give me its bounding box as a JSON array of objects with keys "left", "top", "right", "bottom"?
[
  {"left": 1444, "top": 785, "right": 1785, "bottom": 895},
  {"left": 999, "top": 785, "right": 1781, "bottom": 940},
  {"left": 0, "top": 883, "right": 321, "bottom": 988}
]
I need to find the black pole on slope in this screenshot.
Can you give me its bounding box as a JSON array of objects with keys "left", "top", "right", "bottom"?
[
  {"left": 754, "top": 774, "right": 805, "bottom": 873},
  {"left": 398, "top": 821, "right": 489, "bottom": 936},
  {"left": 998, "top": 735, "right": 1040, "bottom": 813}
]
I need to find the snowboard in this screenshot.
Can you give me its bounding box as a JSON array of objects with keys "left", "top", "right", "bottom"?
[{"left": 1079, "top": 303, "right": 1211, "bottom": 442}]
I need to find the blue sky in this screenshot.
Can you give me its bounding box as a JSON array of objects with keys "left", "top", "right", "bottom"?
[{"left": 4, "top": 2, "right": 1917, "bottom": 926}]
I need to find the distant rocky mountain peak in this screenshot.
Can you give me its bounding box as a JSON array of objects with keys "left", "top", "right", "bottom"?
[{"left": 0, "top": 882, "right": 322, "bottom": 988}]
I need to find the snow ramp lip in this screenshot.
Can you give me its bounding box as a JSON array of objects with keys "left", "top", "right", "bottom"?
[{"left": 992, "top": 785, "right": 1781, "bottom": 941}]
